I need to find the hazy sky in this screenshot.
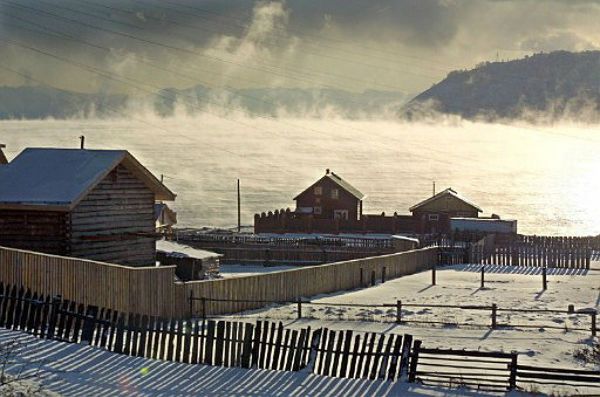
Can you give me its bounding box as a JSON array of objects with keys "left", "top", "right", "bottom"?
[{"left": 0, "top": 0, "right": 599, "bottom": 94}]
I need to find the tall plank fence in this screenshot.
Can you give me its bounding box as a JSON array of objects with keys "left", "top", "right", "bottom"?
[{"left": 0, "top": 245, "right": 439, "bottom": 319}]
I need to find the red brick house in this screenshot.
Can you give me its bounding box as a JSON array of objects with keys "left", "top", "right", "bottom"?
[
  {"left": 410, "top": 188, "right": 481, "bottom": 234},
  {"left": 294, "top": 169, "right": 365, "bottom": 221}
]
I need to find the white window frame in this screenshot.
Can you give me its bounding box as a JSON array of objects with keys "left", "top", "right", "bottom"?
[
  {"left": 331, "top": 188, "right": 339, "bottom": 199},
  {"left": 334, "top": 209, "right": 348, "bottom": 220},
  {"left": 314, "top": 186, "right": 322, "bottom": 196},
  {"left": 314, "top": 206, "right": 322, "bottom": 215},
  {"left": 428, "top": 214, "right": 439, "bottom": 221}
]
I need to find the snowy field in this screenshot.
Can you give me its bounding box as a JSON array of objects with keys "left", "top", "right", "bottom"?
[
  {"left": 2, "top": 328, "right": 529, "bottom": 397},
  {"left": 219, "top": 263, "right": 297, "bottom": 278},
  {"left": 219, "top": 263, "right": 600, "bottom": 376}
]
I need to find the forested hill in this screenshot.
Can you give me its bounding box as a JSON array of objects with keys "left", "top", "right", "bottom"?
[{"left": 403, "top": 51, "right": 600, "bottom": 122}]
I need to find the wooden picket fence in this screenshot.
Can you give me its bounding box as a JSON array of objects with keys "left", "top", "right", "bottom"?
[{"left": 0, "top": 281, "right": 414, "bottom": 381}]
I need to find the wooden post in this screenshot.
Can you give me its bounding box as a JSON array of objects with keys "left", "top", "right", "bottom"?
[
  {"left": 297, "top": 298, "right": 302, "bottom": 320},
  {"left": 189, "top": 290, "right": 193, "bottom": 318},
  {"left": 542, "top": 267, "right": 547, "bottom": 290},
  {"left": 201, "top": 297, "right": 207, "bottom": 321},
  {"left": 237, "top": 179, "right": 241, "bottom": 233},
  {"left": 360, "top": 268, "right": 364, "bottom": 287},
  {"left": 396, "top": 300, "right": 402, "bottom": 324},
  {"left": 491, "top": 303, "right": 497, "bottom": 329},
  {"left": 371, "top": 270, "right": 376, "bottom": 287},
  {"left": 382, "top": 267, "right": 386, "bottom": 283},
  {"left": 46, "top": 295, "right": 62, "bottom": 340},
  {"left": 508, "top": 351, "right": 518, "bottom": 390},
  {"left": 431, "top": 264, "right": 436, "bottom": 286},
  {"left": 591, "top": 310, "right": 597, "bottom": 337},
  {"left": 480, "top": 265, "right": 485, "bottom": 289}
]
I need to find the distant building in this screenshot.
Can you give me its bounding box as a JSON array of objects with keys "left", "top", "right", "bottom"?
[
  {"left": 409, "top": 188, "right": 482, "bottom": 234},
  {"left": 294, "top": 169, "right": 365, "bottom": 221},
  {"left": 0, "top": 148, "right": 175, "bottom": 266},
  {"left": 155, "top": 203, "right": 178, "bottom": 234}
]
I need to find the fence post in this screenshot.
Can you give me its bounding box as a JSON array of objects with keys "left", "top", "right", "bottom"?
[
  {"left": 189, "top": 290, "right": 194, "bottom": 318},
  {"left": 360, "top": 268, "right": 364, "bottom": 287},
  {"left": 371, "top": 270, "right": 376, "bottom": 287},
  {"left": 481, "top": 265, "right": 485, "bottom": 289},
  {"left": 46, "top": 295, "right": 61, "bottom": 340},
  {"left": 592, "top": 310, "right": 597, "bottom": 337},
  {"left": 431, "top": 264, "right": 436, "bottom": 286},
  {"left": 407, "top": 340, "right": 421, "bottom": 383},
  {"left": 297, "top": 298, "right": 302, "bottom": 320},
  {"left": 542, "top": 267, "right": 547, "bottom": 290},
  {"left": 491, "top": 303, "right": 497, "bottom": 329},
  {"left": 396, "top": 300, "right": 402, "bottom": 324},
  {"left": 508, "top": 351, "right": 518, "bottom": 390},
  {"left": 382, "top": 267, "right": 386, "bottom": 283}
]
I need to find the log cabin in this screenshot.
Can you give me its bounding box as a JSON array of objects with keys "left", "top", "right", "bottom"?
[
  {"left": 0, "top": 148, "right": 175, "bottom": 266},
  {"left": 410, "top": 188, "right": 481, "bottom": 234},
  {"left": 294, "top": 169, "right": 365, "bottom": 221}
]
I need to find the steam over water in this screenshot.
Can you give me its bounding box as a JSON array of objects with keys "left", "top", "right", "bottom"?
[{"left": 2, "top": 117, "right": 600, "bottom": 236}]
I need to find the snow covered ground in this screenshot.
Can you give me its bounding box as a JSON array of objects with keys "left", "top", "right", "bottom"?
[
  {"left": 219, "top": 264, "right": 297, "bottom": 278},
  {"left": 216, "top": 262, "right": 599, "bottom": 393},
  {"left": 2, "top": 328, "right": 526, "bottom": 396}
]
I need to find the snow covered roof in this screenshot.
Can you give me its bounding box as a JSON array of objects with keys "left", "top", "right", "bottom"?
[
  {"left": 409, "top": 188, "right": 482, "bottom": 212},
  {"left": 156, "top": 240, "right": 222, "bottom": 260},
  {"left": 0, "top": 148, "right": 175, "bottom": 210},
  {"left": 0, "top": 144, "right": 7, "bottom": 165},
  {"left": 294, "top": 171, "right": 365, "bottom": 200}
]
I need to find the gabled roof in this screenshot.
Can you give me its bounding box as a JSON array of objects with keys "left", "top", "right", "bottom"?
[
  {"left": 0, "top": 148, "right": 175, "bottom": 211},
  {"left": 409, "top": 188, "right": 482, "bottom": 212},
  {"left": 294, "top": 171, "right": 365, "bottom": 200}
]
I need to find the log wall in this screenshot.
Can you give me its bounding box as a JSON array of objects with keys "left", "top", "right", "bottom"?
[{"left": 70, "top": 164, "right": 156, "bottom": 266}]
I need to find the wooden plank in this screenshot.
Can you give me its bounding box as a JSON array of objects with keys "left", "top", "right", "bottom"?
[
  {"left": 338, "top": 330, "right": 353, "bottom": 378},
  {"left": 349, "top": 334, "right": 361, "bottom": 379},
  {"left": 301, "top": 326, "right": 312, "bottom": 369},
  {"left": 32, "top": 294, "right": 45, "bottom": 337},
  {"left": 26, "top": 292, "right": 39, "bottom": 333},
  {"left": 265, "top": 321, "right": 277, "bottom": 370},
  {"left": 191, "top": 320, "right": 200, "bottom": 364},
  {"left": 92, "top": 307, "right": 105, "bottom": 347},
  {"left": 156, "top": 318, "right": 167, "bottom": 360},
  {"left": 215, "top": 321, "right": 225, "bottom": 366},
  {"left": 250, "top": 321, "right": 262, "bottom": 368},
  {"left": 399, "top": 334, "right": 413, "bottom": 380},
  {"left": 259, "top": 321, "right": 270, "bottom": 369},
  {"left": 279, "top": 329, "right": 291, "bottom": 372},
  {"left": 113, "top": 314, "right": 125, "bottom": 354},
  {"left": 331, "top": 329, "right": 344, "bottom": 377},
  {"left": 183, "top": 319, "right": 193, "bottom": 364},
  {"left": 39, "top": 295, "right": 51, "bottom": 339},
  {"left": 361, "top": 333, "right": 376, "bottom": 379},
  {"left": 204, "top": 320, "right": 215, "bottom": 365},
  {"left": 379, "top": 334, "right": 395, "bottom": 380},
  {"left": 137, "top": 315, "right": 149, "bottom": 357},
  {"left": 355, "top": 332, "right": 369, "bottom": 378},
  {"left": 11, "top": 286, "right": 25, "bottom": 331},
  {"left": 19, "top": 288, "right": 32, "bottom": 331},
  {"left": 323, "top": 329, "right": 336, "bottom": 376},
  {"left": 230, "top": 322, "right": 238, "bottom": 367},
  {"left": 106, "top": 310, "right": 119, "bottom": 351},
  {"left": 306, "top": 328, "right": 321, "bottom": 373},
  {"left": 241, "top": 322, "right": 254, "bottom": 368},
  {"left": 315, "top": 327, "right": 329, "bottom": 375},
  {"left": 286, "top": 329, "right": 299, "bottom": 372},
  {"left": 175, "top": 319, "right": 184, "bottom": 362},
  {"left": 0, "top": 284, "right": 11, "bottom": 327},
  {"left": 71, "top": 303, "right": 86, "bottom": 343},
  {"left": 292, "top": 328, "right": 307, "bottom": 371},
  {"left": 370, "top": 333, "right": 386, "bottom": 379}
]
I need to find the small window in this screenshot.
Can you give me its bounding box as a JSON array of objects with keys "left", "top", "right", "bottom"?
[
  {"left": 315, "top": 197, "right": 321, "bottom": 204},
  {"left": 314, "top": 186, "right": 322, "bottom": 196},
  {"left": 331, "top": 188, "right": 339, "bottom": 199},
  {"left": 314, "top": 206, "right": 322, "bottom": 215},
  {"left": 428, "top": 214, "right": 439, "bottom": 221}
]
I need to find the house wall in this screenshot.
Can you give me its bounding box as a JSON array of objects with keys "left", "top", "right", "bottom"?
[
  {"left": 70, "top": 164, "right": 156, "bottom": 266},
  {"left": 295, "top": 177, "right": 360, "bottom": 220},
  {"left": 0, "top": 210, "right": 69, "bottom": 255}
]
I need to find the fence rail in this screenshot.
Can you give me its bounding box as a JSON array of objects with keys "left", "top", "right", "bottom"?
[{"left": 192, "top": 296, "right": 598, "bottom": 337}]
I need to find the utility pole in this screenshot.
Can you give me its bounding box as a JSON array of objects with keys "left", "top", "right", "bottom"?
[
  {"left": 237, "top": 179, "right": 241, "bottom": 233},
  {"left": 79, "top": 135, "right": 85, "bottom": 149},
  {"left": 432, "top": 181, "right": 436, "bottom": 196}
]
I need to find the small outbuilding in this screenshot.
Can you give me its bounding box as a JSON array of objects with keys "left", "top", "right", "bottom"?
[
  {"left": 410, "top": 188, "right": 482, "bottom": 234},
  {"left": 0, "top": 148, "right": 176, "bottom": 266},
  {"left": 294, "top": 169, "right": 365, "bottom": 221}
]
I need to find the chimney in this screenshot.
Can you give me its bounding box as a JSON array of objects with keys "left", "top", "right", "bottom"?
[
  {"left": 0, "top": 144, "right": 7, "bottom": 165},
  {"left": 79, "top": 135, "right": 85, "bottom": 149},
  {"left": 326, "top": 168, "right": 330, "bottom": 175}
]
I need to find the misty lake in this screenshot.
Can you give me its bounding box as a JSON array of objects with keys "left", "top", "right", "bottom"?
[{"left": 2, "top": 116, "right": 599, "bottom": 236}]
